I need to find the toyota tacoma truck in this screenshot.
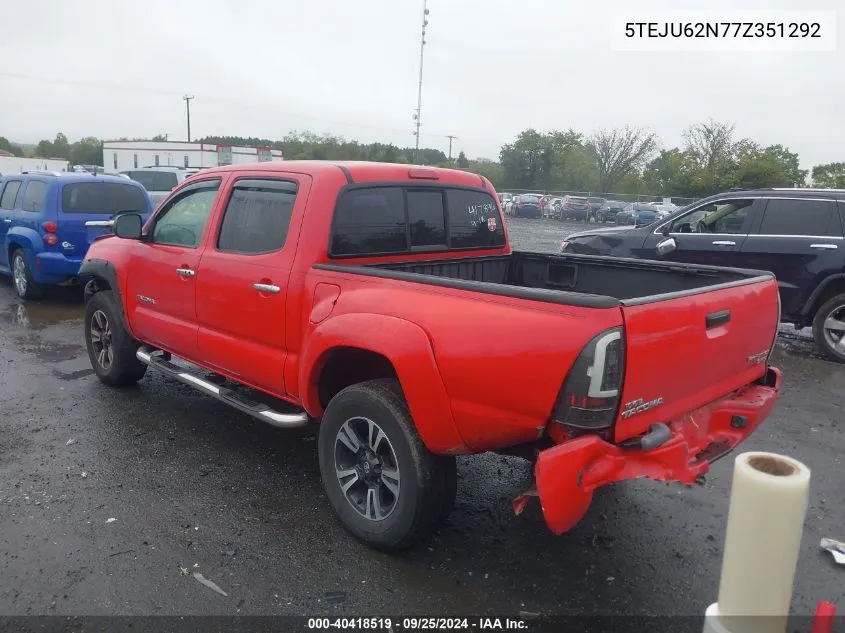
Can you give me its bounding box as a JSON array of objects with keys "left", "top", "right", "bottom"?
[{"left": 79, "top": 161, "right": 782, "bottom": 552}]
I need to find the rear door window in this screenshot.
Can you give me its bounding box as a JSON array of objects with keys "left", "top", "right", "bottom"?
[
  {"left": 0, "top": 181, "right": 22, "bottom": 210},
  {"left": 124, "top": 171, "right": 157, "bottom": 190},
  {"left": 61, "top": 183, "right": 149, "bottom": 214},
  {"left": 21, "top": 181, "right": 49, "bottom": 213},
  {"left": 331, "top": 188, "right": 406, "bottom": 256},
  {"left": 757, "top": 199, "right": 838, "bottom": 237},
  {"left": 217, "top": 179, "right": 298, "bottom": 254}
]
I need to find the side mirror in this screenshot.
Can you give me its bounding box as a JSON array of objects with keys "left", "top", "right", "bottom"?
[
  {"left": 656, "top": 237, "right": 677, "bottom": 256},
  {"left": 114, "top": 213, "right": 143, "bottom": 239}
]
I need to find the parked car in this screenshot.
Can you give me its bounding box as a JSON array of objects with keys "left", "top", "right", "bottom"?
[
  {"left": 120, "top": 166, "right": 192, "bottom": 207},
  {"left": 560, "top": 188, "right": 845, "bottom": 362},
  {"left": 0, "top": 171, "right": 152, "bottom": 299},
  {"left": 511, "top": 193, "right": 543, "bottom": 218},
  {"left": 498, "top": 192, "right": 514, "bottom": 214},
  {"left": 560, "top": 195, "right": 591, "bottom": 221},
  {"left": 614, "top": 202, "right": 662, "bottom": 226},
  {"left": 545, "top": 197, "right": 564, "bottom": 219},
  {"left": 80, "top": 161, "right": 781, "bottom": 551},
  {"left": 595, "top": 200, "right": 628, "bottom": 223},
  {"left": 585, "top": 197, "right": 606, "bottom": 219}
]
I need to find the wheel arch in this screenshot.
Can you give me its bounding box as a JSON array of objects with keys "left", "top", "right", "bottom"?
[
  {"left": 300, "top": 313, "right": 468, "bottom": 454},
  {"left": 800, "top": 274, "right": 845, "bottom": 323}
]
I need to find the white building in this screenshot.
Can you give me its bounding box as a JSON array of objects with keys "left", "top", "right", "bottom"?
[
  {"left": 102, "top": 141, "right": 283, "bottom": 172},
  {"left": 0, "top": 155, "right": 70, "bottom": 175}
]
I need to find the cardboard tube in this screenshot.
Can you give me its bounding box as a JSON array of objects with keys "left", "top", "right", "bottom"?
[{"left": 715, "top": 452, "right": 811, "bottom": 633}]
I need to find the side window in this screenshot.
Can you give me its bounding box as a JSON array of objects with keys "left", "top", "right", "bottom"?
[
  {"left": 113, "top": 153, "right": 118, "bottom": 169},
  {"left": 0, "top": 181, "right": 22, "bottom": 210},
  {"left": 668, "top": 199, "right": 754, "bottom": 235},
  {"left": 757, "top": 199, "right": 837, "bottom": 237},
  {"left": 154, "top": 154, "right": 160, "bottom": 167},
  {"left": 152, "top": 171, "right": 178, "bottom": 191},
  {"left": 331, "top": 188, "right": 406, "bottom": 256},
  {"left": 446, "top": 189, "right": 505, "bottom": 249},
  {"left": 151, "top": 181, "right": 220, "bottom": 248},
  {"left": 133, "top": 154, "right": 138, "bottom": 168},
  {"left": 407, "top": 190, "right": 446, "bottom": 248},
  {"left": 183, "top": 155, "right": 189, "bottom": 168},
  {"left": 217, "top": 179, "right": 297, "bottom": 254},
  {"left": 21, "top": 181, "right": 49, "bottom": 213}
]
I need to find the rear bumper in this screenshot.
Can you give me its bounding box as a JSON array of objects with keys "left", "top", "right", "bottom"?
[
  {"left": 531, "top": 366, "right": 782, "bottom": 534},
  {"left": 33, "top": 251, "right": 84, "bottom": 283}
]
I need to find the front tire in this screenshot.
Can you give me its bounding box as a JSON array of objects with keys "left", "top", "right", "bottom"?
[
  {"left": 813, "top": 293, "right": 845, "bottom": 363},
  {"left": 84, "top": 291, "right": 148, "bottom": 386},
  {"left": 318, "top": 379, "right": 457, "bottom": 552},
  {"left": 10, "top": 249, "right": 42, "bottom": 300}
]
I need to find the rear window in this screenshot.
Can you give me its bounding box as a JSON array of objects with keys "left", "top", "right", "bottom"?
[
  {"left": 61, "top": 183, "right": 149, "bottom": 215},
  {"left": 519, "top": 195, "right": 541, "bottom": 202},
  {"left": 125, "top": 170, "right": 179, "bottom": 191},
  {"left": 330, "top": 186, "right": 504, "bottom": 257}
]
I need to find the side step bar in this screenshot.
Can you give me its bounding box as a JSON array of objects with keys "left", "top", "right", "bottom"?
[{"left": 136, "top": 346, "right": 308, "bottom": 429}]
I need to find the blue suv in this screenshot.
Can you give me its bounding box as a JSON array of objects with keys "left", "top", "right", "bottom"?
[{"left": 0, "top": 171, "right": 152, "bottom": 299}]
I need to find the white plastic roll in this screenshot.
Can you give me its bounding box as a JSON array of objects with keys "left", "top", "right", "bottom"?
[{"left": 715, "top": 451, "right": 811, "bottom": 633}]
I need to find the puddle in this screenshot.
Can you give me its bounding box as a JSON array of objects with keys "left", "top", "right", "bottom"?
[{"left": 0, "top": 300, "right": 83, "bottom": 330}]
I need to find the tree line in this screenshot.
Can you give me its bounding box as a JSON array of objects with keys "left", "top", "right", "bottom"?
[{"left": 6, "top": 123, "right": 845, "bottom": 196}]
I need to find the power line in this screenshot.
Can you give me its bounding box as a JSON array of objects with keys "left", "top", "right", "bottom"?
[
  {"left": 446, "top": 135, "right": 458, "bottom": 164},
  {"left": 183, "top": 95, "right": 195, "bottom": 142},
  {"left": 412, "top": 0, "right": 430, "bottom": 163}
]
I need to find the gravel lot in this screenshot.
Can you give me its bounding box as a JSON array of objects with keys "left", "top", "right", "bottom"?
[{"left": 0, "top": 216, "right": 842, "bottom": 621}]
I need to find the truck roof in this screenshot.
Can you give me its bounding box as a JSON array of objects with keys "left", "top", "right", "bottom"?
[{"left": 197, "top": 160, "right": 490, "bottom": 188}]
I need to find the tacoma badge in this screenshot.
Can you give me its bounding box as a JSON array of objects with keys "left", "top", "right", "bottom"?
[{"left": 621, "top": 397, "right": 664, "bottom": 419}]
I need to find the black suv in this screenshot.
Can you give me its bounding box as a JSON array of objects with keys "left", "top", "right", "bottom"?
[{"left": 560, "top": 188, "right": 845, "bottom": 362}]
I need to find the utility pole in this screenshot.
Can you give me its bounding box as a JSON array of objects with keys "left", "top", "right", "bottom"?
[
  {"left": 412, "top": 0, "right": 429, "bottom": 163},
  {"left": 183, "top": 94, "right": 195, "bottom": 142},
  {"left": 446, "top": 135, "right": 457, "bottom": 164}
]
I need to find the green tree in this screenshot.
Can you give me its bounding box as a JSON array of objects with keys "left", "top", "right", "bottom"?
[
  {"left": 0, "top": 137, "right": 24, "bottom": 157},
  {"left": 587, "top": 126, "right": 658, "bottom": 191},
  {"left": 812, "top": 162, "right": 845, "bottom": 188},
  {"left": 70, "top": 137, "right": 103, "bottom": 166},
  {"left": 467, "top": 160, "right": 504, "bottom": 186},
  {"left": 456, "top": 151, "right": 469, "bottom": 168}
]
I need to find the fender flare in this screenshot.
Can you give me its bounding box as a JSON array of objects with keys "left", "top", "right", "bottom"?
[
  {"left": 801, "top": 274, "right": 845, "bottom": 317},
  {"left": 299, "top": 313, "right": 468, "bottom": 454},
  {"left": 5, "top": 228, "right": 42, "bottom": 268}
]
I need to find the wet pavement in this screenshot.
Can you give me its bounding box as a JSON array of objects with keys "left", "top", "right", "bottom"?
[{"left": 0, "top": 216, "right": 843, "bottom": 618}]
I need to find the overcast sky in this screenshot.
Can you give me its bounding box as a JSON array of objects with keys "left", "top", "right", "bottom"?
[{"left": 1, "top": 0, "right": 842, "bottom": 168}]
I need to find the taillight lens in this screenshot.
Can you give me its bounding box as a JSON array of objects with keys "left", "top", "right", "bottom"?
[
  {"left": 551, "top": 327, "right": 625, "bottom": 435},
  {"left": 42, "top": 221, "right": 57, "bottom": 233},
  {"left": 44, "top": 234, "right": 59, "bottom": 246}
]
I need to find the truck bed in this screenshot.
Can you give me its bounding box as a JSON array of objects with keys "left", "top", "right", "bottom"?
[{"left": 334, "top": 251, "right": 769, "bottom": 307}]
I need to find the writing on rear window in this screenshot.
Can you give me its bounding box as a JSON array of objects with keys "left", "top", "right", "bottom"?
[{"left": 467, "top": 202, "right": 497, "bottom": 227}]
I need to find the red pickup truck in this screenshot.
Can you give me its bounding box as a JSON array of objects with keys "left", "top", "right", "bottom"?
[{"left": 79, "top": 161, "right": 782, "bottom": 551}]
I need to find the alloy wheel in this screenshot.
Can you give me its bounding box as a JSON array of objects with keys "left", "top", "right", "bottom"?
[
  {"left": 334, "top": 416, "right": 401, "bottom": 521},
  {"left": 822, "top": 304, "right": 845, "bottom": 354},
  {"left": 12, "top": 254, "right": 27, "bottom": 297},
  {"left": 90, "top": 309, "right": 114, "bottom": 370}
]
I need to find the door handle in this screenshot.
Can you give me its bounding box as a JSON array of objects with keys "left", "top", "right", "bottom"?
[
  {"left": 253, "top": 283, "right": 281, "bottom": 294},
  {"left": 810, "top": 244, "right": 838, "bottom": 250},
  {"left": 176, "top": 268, "right": 195, "bottom": 278},
  {"left": 712, "top": 240, "right": 736, "bottom": 246},
  {"left": 706, "top": 309, "right": 731, "bottom": 329}
]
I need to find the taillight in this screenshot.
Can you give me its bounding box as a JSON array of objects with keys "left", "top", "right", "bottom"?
[
  {"left": 42, "top": 221, "right": 57, "bottom": 233},
  {"left": 41, "top": 221, "right": 59, "bottom": 246},
  {"left": 551, "top": 327, "right": 624, "bottom": 436},
  {"left": 44, "top": 234, "right": 59, "bottom": 246}
]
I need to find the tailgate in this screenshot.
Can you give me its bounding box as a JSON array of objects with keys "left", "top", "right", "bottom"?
[{"left": 614, "top": 276, "right": 780, "bottom": 443}]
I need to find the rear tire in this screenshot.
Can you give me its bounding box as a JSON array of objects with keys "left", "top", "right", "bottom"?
[
  {"left": 10, "top": 249, "right": 42, "bottom": 300},
  {"left": 812, "top": 293, "right": 845, "bottom": 363},
  {"left": 318, "top": 379, "right": 457, "bottom": 552},
  {"left": 84, "top": 291, "right": 148, "bottom": 386}
]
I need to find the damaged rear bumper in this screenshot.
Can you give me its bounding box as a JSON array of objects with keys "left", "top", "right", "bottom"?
[{"left": 528, "top": 366, "right": 782, "bottom": 534}]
